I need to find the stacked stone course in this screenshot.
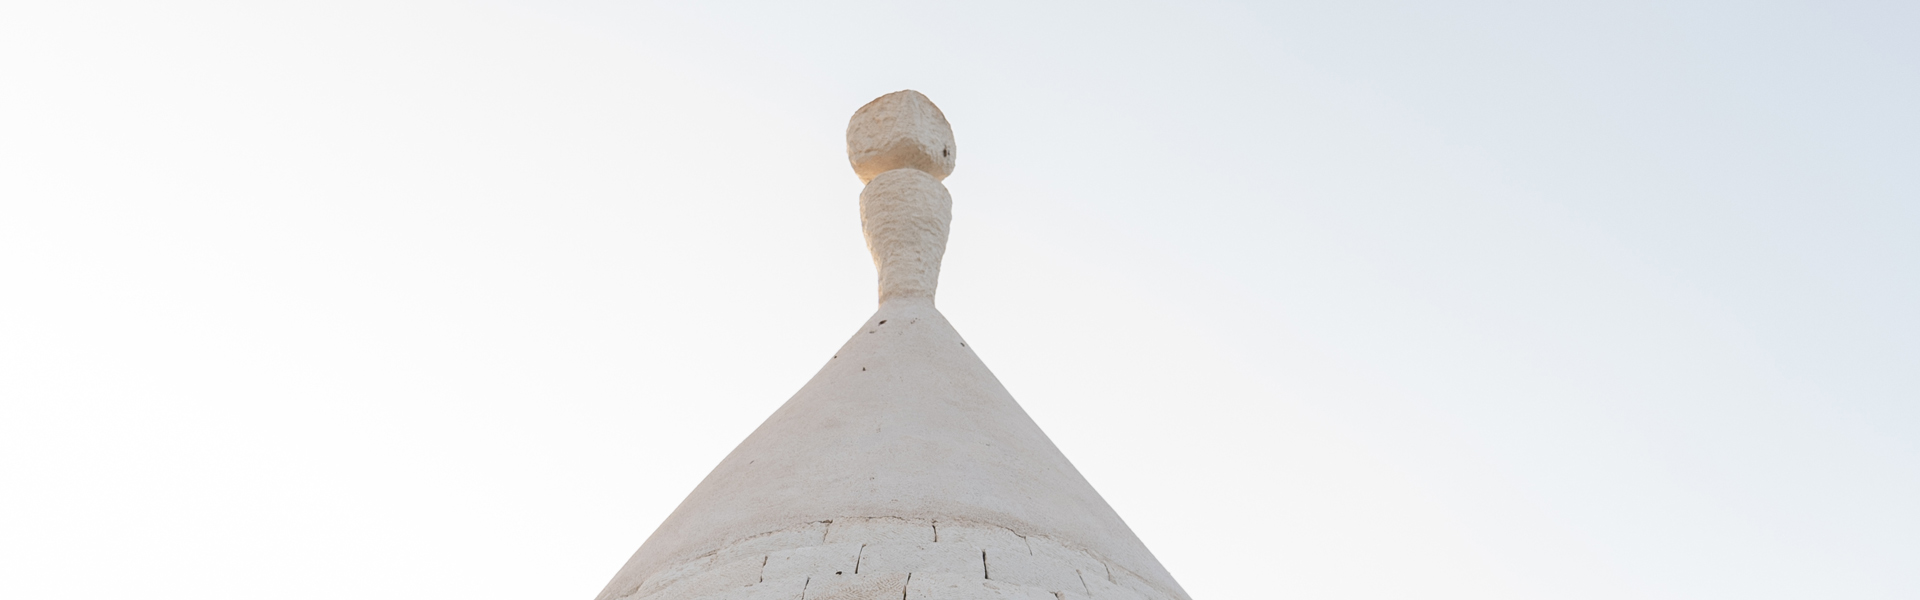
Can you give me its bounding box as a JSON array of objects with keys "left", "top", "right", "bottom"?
[{"left": 615, "top": 518, "right": 1177, "bottom": 600}]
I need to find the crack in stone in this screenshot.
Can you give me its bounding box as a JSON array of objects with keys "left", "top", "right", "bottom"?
[{"left": 622, "top": 518, "right": 1184, "bottom": 600}]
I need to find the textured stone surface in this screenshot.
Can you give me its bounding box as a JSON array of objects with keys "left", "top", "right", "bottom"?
[
  {"left": 1110, "top": 570, "right": 1164, "bottom": 600},
  {"left": 825, "top": 517, "right": 933, "bottom": 546},
  {"left": 847, "top": 90, "right": 956, "bottom": 183},
  {"left": 984, "top": 547, "right": 1085, "bottom": 595},
  {"left": 905, "top": 572, "right": 1056, "bottom": 600},
  {"left": 607, "top": 517, "right": 1178, "bottom": 600},
  {"left": 651, "top": 555, "right": 764, "bottom": 600},
  {"left": 721, "top": 576, "right": 807, "bottom": 600},
  {"left": 858, "top": 542, "right": 982, "bottom": 576},
  {"left": 596, "top": 300, "right": 1185, "bottom": 599},
  {"left": 764, "top": 544, "right": 862, "bottom": 581},
  {"left": 1027, "top": 538, "right": 1107, "bottom": 582},
  {"left": 631, "top": 554, "right": 714, "bottom": 598},
  {"left": 859, "top": 168, "right": 951, "bottom": 304},
  {"left": 803, "top": 572, "right": 910, "bottom": 600},
  {"left": 719, "top": 522, "right": 830, "bottom": 564},
  {"left": 934, "top": 522, "right": 1027, "bottom": 556},
  {"left": 1081, "top": 573, "right": 1150, "bottom": 600}
]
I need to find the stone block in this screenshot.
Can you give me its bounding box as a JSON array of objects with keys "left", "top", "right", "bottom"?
[
  {"left": 933, "top": 522, "right": 1027, "bottom": 555},
  {"left": 1025, "top": 538, "right": 1106, "bottom": 580},
  {"left": 846, "top": 90, "right": 956, "bottom": 183},
  {"left": 858, "top": 542, "right": 984, "bottom": 576},
  {"left": 720, "top": 576, "right": 808, "bottom": 600},
  {"left": 905, "top": 572, "right": 1056, "bottom": 600},
  {"left": 764, "top": 543, "right": 862, "bottom": 581},
  {"left": 1108, "top": 569, "right": 1171, "bottom": 600},
  {"left": 636, "top": 554, "right": 715, "bottom": 598},
  {"left": 652, "top": 554, "right": 764, "bottom": 600},
  {"left": 1079, "top": 574, "right": 1148, "bottom": 600},
  {"left": 719, "top": 522, "right": 830, "bottom": 564},
  {"left": 803, "top": 571, "right": 910, "bottom": 600},
  {"left": 825, "top": 517, "right": 934, "bottom": 545},
  {"left": 982, "top": 548, "right": 1083, "bottom": 595},
  {"left": 600, "top": 570, "right": 649, "bottom": 600}
]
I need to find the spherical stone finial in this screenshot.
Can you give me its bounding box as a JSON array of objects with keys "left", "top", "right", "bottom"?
[
  {"left": 847, "top": 90, "right": 956, "bottom": 184},
  {"left": 861, "top": 168, "right": 952, "bottom": 304}
]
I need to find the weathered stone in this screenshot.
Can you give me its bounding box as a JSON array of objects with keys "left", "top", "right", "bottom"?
[
  {"left": 763, "top": 543, "right": 862, "bottom": 581},
  {"left": 633, "top": 554, "right": 715, "bottom": 598},
  {"left": 802, "top": 572, "right": 909, "bottom": 600},
  {"left": 720, "top": 576, "right": 808, "bottom": 600},
  {"left": 652, "top": 555, "right": 764, "bottom": 600},
  {"left": 905, "top": 572, "right": 1056, "bottom": 600},
  {"left": 1079, "top": 573, "right": 1149, "bottom": 600},
  {"left": 1026, "top": 538, "right": 1106, "bottom": 581},
  {"left": 1107, "top": 568, "right": 1170, "bottom": 600},
  {"left": 825, "top": 516, "right": 934, "bottom": 545},
  {"left": 857, "top": 542, "right": 983, "bottom": 576},
  {"left": 858, "top": 168, "right": 951, "bottom": 303},
  {"left": 846, "top": 90, "right": 955, "bottom": 183},
  {"left": 718, "top": 522, "right": 830, "bottom": 564},
  {"left": 983, "top": 547, "right": 1085, "bottom": 595},
  {"left": 935, "top": 521, "right": 1028, "bottom": 556}
]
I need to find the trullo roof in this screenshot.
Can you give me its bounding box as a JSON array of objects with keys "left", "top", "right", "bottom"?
[{"left": 597, "top": 90, "right": 1189, "bottom": 600}]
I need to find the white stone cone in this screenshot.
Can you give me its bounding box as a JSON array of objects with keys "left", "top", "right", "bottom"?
[{"left": 595, "top": 91, "right": 1188, "bottom": 600}]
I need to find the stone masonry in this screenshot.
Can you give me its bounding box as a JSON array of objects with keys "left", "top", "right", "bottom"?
[{"left": 611, "top": 518, "right": 1178, "bottom": 600}]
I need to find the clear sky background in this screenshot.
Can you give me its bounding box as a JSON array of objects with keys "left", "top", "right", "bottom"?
[{"left": 2, "top": 1, "right": 1915, "bottom": 599}]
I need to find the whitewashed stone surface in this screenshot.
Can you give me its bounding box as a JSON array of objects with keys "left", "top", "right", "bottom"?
[
  {"left": 846, "top": 90, "right": 956, "bottom": 183},
  {"left": 859, "top": 168, "right": 951, "bottom": 304},
  {"left": 607, "top": 519, "right": 1178, "bottom": 600},
  {"left": 595, "top": 91, "right": 1188, "bottom": 600}
]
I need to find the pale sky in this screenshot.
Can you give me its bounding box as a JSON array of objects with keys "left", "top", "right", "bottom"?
[{"left": 2, "top": 2, "right": 1915, "bottom": 599}]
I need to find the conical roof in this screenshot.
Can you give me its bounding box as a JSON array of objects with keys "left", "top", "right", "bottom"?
[{"left": 597, "top": 91, "right": 1187, "bottom": 600}]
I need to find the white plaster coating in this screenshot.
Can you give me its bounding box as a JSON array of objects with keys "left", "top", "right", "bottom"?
[
  {"left": 596, "top": 91, "right": 1186, "bottom": 600},
  {"left": 826, "top": 516, "right": 934, "bottom": 546},
  {"left": 858, "top": 542, "right": 983, "bottom": 576},
  {"left": 983, "top": 547, "right": 1084, "bottom": 594},
  {"left": 730, "top": 576, "right": 807, "bottom": 600},
  {"left": 762, "top": 543, "right": 861, "bottom": 581},
  {"left": 607, "top": 517, "right": 1174, "bottom": 600},
  {"left": 808, "top": 572, "right": 912, "bottom": 600},
  {"left": 645, "top": 556, "right": 763, "bottom": 600},
  {"left": 907, "top": 573, "right": 1057, "bottom": 600},
  {"left": 598, "top": 302, "right": 1187, "bottom": 600},
  {"left": 716, "top": 522, "right": 829, "bottom": 564},
  {"left": 847, "top": 90, "right": 956, "bottom": 183},
  {"left": 860, "top": 168, "right": 951, "bottom": 304},
  {"left": 934, "top": 521, "right": 1028, "bottom": 556}
]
